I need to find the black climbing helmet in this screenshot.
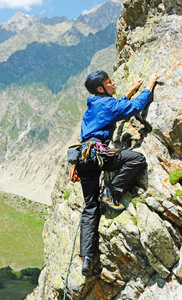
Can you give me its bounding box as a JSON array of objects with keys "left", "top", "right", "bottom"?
[{"left": 85, "top": 70, "right": 110, "bottom": 96}]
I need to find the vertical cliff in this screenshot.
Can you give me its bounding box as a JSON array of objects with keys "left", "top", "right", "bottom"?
[{"left": 26, "top": 0, "right": 182, "bottom": 299}]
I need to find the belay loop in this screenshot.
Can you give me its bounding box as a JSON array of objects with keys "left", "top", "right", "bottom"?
[{"left": 70, "top": 164, "right": 80, "bottom": 182}]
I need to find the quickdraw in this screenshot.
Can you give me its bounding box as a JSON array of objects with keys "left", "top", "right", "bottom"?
[
  {"left": 70, "top": 164, "right": 80, "bottom": 182},
  {"left": 95, "top": 142, "right": 124, "bottom": 156}
]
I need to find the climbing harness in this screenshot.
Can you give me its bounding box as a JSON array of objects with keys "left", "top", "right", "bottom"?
[
  {"left": 81, "top": 141, "right": 125, "bottom": 167},
  {"left": 68, "top": 140, "right": 125, "bottom": 170},
  {"left": 63, "top": 202, "right": 85, "bottom": 300}
]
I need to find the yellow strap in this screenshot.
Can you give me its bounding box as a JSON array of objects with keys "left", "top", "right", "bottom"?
[
  {"left": 82, "top": 142, "right": 91, "bottom": 161},
  {"left": 96, "top": 151, "right": 104, "bottom": 167},
  {"left": 68, "top": 143, "right": 82, "bottom": 148}
]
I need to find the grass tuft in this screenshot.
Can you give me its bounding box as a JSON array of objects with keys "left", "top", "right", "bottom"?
[
  {"left": 173, "top": 189, "right": 182, "bottom": 199},
  {"left": 169, "top": 168, "right": 182, "bottom": 185}
]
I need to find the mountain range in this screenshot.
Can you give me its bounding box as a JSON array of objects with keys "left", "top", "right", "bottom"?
[{"left": 0, "top": 0, "right": 122, "bottom": 203}]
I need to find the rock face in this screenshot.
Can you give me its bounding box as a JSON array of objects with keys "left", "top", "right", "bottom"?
[{"left": 25, "top": 0, "right": 182, "bottom": 299}]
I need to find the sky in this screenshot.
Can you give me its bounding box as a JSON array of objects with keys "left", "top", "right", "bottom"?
[{"left": 0, "top": 0, "right": 108, "bottom": 24}]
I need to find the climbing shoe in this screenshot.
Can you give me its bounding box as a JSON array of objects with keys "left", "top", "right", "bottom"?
[
  {"left": 101, "top": 187, "right": 125, "bottom": 211},
  {"left": 82, "top": 256, "right": 93, "bottom": 277}
]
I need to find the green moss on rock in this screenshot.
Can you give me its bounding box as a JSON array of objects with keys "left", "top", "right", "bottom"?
[
  {"left": 174, "top": 189, "right": 182, "bottom": 199},
  {"left": 169, "top": 169, "right": 182, "bottom": 185},
  {"left": 63, "top": 189, "right": 71, "bottom": 200}
]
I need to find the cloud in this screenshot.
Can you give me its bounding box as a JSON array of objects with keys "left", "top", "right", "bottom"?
[
  {"left": 39, "top": 9, "right": 46, "bottom": 15},
  {"left": 82, "top": 9, "right": 89, "bottom": 15},
  {"left": 0, "top": 0, "right": 43, "bottom": 11}
]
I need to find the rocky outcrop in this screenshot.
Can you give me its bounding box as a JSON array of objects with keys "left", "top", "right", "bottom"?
[
  {"left": 76, "top": 0, "right": 123, "bottom": 31},
  {"left": 0, "top": 12, "right": 38, "bottom": 43},
  {"left": 26, "top": 0, "right": 182, "bottom": 299}
]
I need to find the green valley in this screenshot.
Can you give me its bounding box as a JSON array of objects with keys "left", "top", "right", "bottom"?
[{"left": 0, "top": 191, "right": 48, "bottom": 270}]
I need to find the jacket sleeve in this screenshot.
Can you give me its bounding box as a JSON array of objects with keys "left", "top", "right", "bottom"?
[{"left": 109, "top": 89, "right": 151, "bottom": 122}]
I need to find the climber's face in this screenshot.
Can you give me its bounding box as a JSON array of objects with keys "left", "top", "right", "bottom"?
[
  {"left": 97, "top": 77, "right": 116, "bottom": 96},
  {"left": 102, "top": 77, "right": 116, "bottom": 96}
]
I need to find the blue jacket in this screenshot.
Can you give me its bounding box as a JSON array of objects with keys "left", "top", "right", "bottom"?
[{"left": 80, "top": 89, "right": 151, "bottom": 143}]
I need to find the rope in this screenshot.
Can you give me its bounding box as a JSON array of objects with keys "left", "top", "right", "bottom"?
[
  {"left": 81, "top": 141, "right": 92, "bottom": 162},
  {"left": 63, "top": 202, "right": 84, "bottom": 300}
]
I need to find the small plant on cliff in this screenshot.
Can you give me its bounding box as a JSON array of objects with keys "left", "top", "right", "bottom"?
[
  {"left": 169, "top": 168, "right": 182, "bottom": 185},
  {"left": 131, "top": 216, "right": 137, "bottom": 225},
  {"left": 64, "top": 189, "right": 71, "bottom": 200},
  {"left": 131, "top": 196, "right": 144, "bottom": 207},
  {"left": 173, "top": 189, "right": 182, "bottom": 199},
  {"left": 150, "top": 131, "right": 155, "bottom": 136}
]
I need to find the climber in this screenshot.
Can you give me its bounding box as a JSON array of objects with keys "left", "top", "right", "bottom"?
[{"left": 76, "top": 70, "right": 160, "bottom": 277}]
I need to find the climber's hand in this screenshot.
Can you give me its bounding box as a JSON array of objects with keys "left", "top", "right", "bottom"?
[
  {"left": 132, "top": 78, "right": 144, "bottom": 91},
  {"left": 125, "top": 78, "right": 144, "bottom": 99},
  {"left": 146, "top": 73, "right": 160, "bottom": 92}
]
